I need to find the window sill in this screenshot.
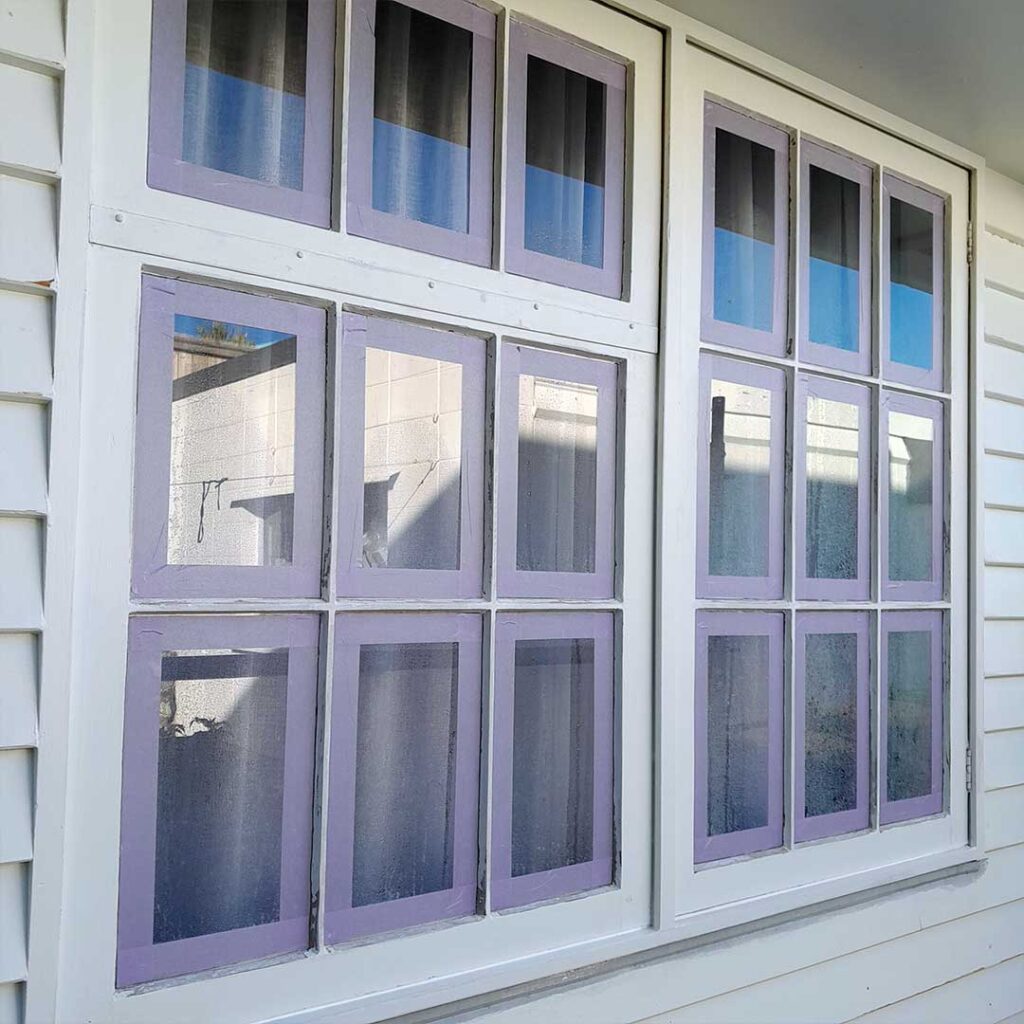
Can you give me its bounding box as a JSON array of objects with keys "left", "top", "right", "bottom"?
[{"left": 267, "top": 847, "right": 983, "bottom": 1024}]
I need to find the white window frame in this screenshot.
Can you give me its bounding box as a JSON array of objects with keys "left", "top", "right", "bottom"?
[{"left": 29, "top": 3, "right": 987, "bottom": 1023}]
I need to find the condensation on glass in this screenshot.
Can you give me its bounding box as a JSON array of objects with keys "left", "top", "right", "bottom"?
[
  {"left": 362, "top": 347, "right": 463, "bottom": 571},
  {"left": 886, "top": 630, "right": 934, "bottom": 802},
  {"left": 809, "top": 166, "right": 860, "bottom": 352},
  {"left": 371, "top": 0, "right": 473, "bottom": 232},
  {"left": 706, "top": 634, "right": 770, "bottom": 836},
  {"left": 352, "top": 642, "right": 459, "bottom": 906},
  {"left": 155, "top": 647, "right": 289, "bottom": 943},
  {"left": 168, "top": 314, "right": 297, "bottom": 568},
  {"left": 803, "top": 632, "right": 858, "bottom": 818},
  {"left": 524, "top": 55, "right": 606, "bottom": 267},
  {"left": 183, "top": 0, "right": 308, "bottom": 188},
  {"left": 806, "top": 395, "right": 860, "bottom": 581},
  {"left": 511, "top": 638, "right": 595, "bottom": 877},
  {"left": 516, "top": 374, "right": 598, "bottom": 574},
  {"left": 714, "top": 128, "right": 775, "bottom": 331},
  {"left": 889, "top": 197, "right": 935, "bottom": 371},
  {"left": 708, "top": 378, "right": 772, "bottom": 578},
  {"left": 888, "top": 410, "right": 934, "bottom": 582}
]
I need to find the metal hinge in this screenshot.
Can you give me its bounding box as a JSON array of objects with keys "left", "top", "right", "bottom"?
[
  {"left": 965, "top": 745, "right": 973, "bottom": 793},
  {"left": 967, "top": 221, "right": 975, "bottom": 266}
]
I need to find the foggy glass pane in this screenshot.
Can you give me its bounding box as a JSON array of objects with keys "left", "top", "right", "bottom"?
[
  {"left": 525, "top": 56, "right": 606, "bottom": 267},
  {"left": 806, "top": 396, "right": 859, "bottom": 581},
  {"left": 516, "top": 374, "right": 598, "bottom": 574},
  {"left": 353, "top": 642, "right": 459, "bottom": 906},
  {"left": 154, "top": 648, "right": 289, "bottom": 944},
  {"left": 887, "top": 630, "right": 933, "bottom": 802},
  {"left": 372, "top": 0, "right": 472, "bottom": 232},
  {"left": 714, "top": 128, "right": 775, "bottom": 331},
  {"left": 708, "top": 379, "right": 771, "bottom": 578},
  {"left": 809, "top": 165, "right": 860, "bottom": 352},
  {"left": 362, "top": 347, "right": 463, "bottom": 570},
  {"left": 804, "top": 632, "right": 858, "bottom": 818},
  {"left": 168, "top": 315, "right": 297, "bottom": 568},
  {"left": 888, "top": 411, "right": 934, "bottom": 581},
  {"left": 512, "top": 638, "right": 596, "bottom": 877},
  {"left": 707, "top": 634, "right": 770, "bottom": 836},
  {"left": 889, "top": 197, "right": 934, "bottom": 370},
  {"left": 183, "top": 0, "right": 307, "bottom": 188}
]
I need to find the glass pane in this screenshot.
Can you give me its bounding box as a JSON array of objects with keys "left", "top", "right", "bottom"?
[
  {"left": 169, "top": 315, "right": 297, "bottom": 567},
  {"left": 707, "top": 634, "right": 770, "bottom": 835},
  {"left": 372, "top": 0, "right": 472, "bottom": 232},
  {"left": 889, "top": 197, "right": 934, "bottom": 370},
  {"left": 183, "top": 0, "right": 307, "bottom": 188},
  {"left": 806, "top": 395, "right": 860, "bottom": 581},
  {"left": 887, "top": 630, "right": 933, "bottom": 802},
  {"left": 512, "top": 638, "right": 596, "bottom": 877},
  {"left": 516, "top": 374, "right": 598, "bottom": 573},
  {"left": 155, "top": 648, "right": 289, "bottom": 943},
  {"left": 714, "top": 128, "right": 775, "bottom": 331},
  {"left": 708, "top": 378, "right": 771, "bottom": 578},
  {"left": 363, "top": 347, "right": 463, "bottom": 570},
  {"left": 353, "top": 642, "right": 459, "bottom": 906},
  {"left": 809, "top": 165, "right": 860, "bottom": 351},
  {"left": 804, "top": 632, "right": 858, "bottom": 818},
  {"left": 888, "top": 410, "right": 935, "bottom": 582},
  {"left": 524, "top": 55, "right": 606, "bottom": 267}
]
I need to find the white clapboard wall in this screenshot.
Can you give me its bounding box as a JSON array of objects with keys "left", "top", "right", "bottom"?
[
  {"left": 459, "top": 177, "right": 1024, "bottom": 1024},
  {"left": 0, "top": 3, "right": 64, "bottom": 1022}
]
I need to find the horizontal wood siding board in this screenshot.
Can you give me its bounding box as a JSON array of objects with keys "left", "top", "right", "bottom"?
[
  {"left": 986, "top": 288, "right": 1024, "bottom": 349},
  {"left": 986, "top": 566, "right": 1024, "bottom": 618},
  {"left": 0, "top": 519, "right": 43, "bottom": 630},
  {"left": 987, "top": 172, "right": 1024, "bottom": 242},
  {"left": 847, "top": 953, "right": 1024, "bottom": 1024},
  {"left": 0, "top": 0, "right": 64, "bottom": 65},
  {"left": 985, "top": 509, "right": 1024, "bottom": 565},
  {"left": 985, "top": 454, "right": 1024, "bottom": 511},
  {"left": 985, "top": 620, "right": 1024, "bottom": 677},
  {"left": 984, "top": 787, "right": 1024, "bottom": 852},
  {"left": 0, "top": 634, "right": 38, "bottom": 750},
  {"left": 0, "top": 290, "right": 52, "bottom": 400},
  {"left": 986, "top": 730, "right": 1024, "bottom": 790},
  {"left": 0, "top": 863, "right": 27, "bottom": 984},
  {"left": 0, "top": 65, "right": 60, "bottom": 173},
  {"left": 985, "top": 676, "right": 1024, "bottom": 732},
  {"left": 0, "top": 400, "right": 48, "bottom": 515},
  {"left": 0, "top": 983, "right": 22, "bottom": 1024},
  {"left": 986, "top": 234, "right": 1024, "bottom": 296},
  {"left": 985, "top": 397, "right": 1024, "bottom": 457},
  {"left": 0, "top": 751, "right": 33, "bottom": 864},
  {"left": 0, "top": 177, "right": 57, "bottom": 285},
  {"left": 985, "top": 340, "right": 1024, "bottom": 403}
]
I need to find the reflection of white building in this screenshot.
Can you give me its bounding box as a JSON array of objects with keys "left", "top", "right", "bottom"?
[{"left": 168, "top": 334, "right": 296, "bottom": 567}]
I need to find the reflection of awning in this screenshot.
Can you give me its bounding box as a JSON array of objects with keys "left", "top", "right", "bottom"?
[{"left": 172, "top": 335, "right": 296, "bottom": 401}]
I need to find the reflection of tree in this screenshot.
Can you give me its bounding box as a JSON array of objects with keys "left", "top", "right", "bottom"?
[{"left": 195, "top": 321, "right": 254, "bottom": 349}]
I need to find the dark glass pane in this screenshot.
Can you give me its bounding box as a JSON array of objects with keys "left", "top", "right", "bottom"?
[
  {"left": 362, "top": 347, "right": 463, "bottom": 570},
  {"left": 353, "top": 642, "right": 459, "bottom": 906},
  {"left": 707, "top": 634, "right": 770, "bottom": 836},
  {"left": 714, "top": 128, "right": 775, "bottom": 331},
  {"left": 516, "top": 374, "right": 598, "bottom": 574},
  {"left": 169, "top": 314, "right": 297, "bottom": 568},
  {"left": 887, "top": 630, "right": 933, "bottom": 802},
  {"left": 511, "top": 638, "right": 596, "bottom": 877},
  {"left": 888, "top": 411, "right": 934, "bottom": 582},
  {"left": 708, "top": 378, "right": 771, "bottom": 578},
  {"left": 889, "top": 197, "right": 935, "bottom": 370},
  {"left": 805, "top": 395, "right": 860, "bottom": 581},
  {"left": 372, "top": 0, "right": 473, "bottom": 232},
  {"left": 155, "top": 648, "right": 289, "bottom": 943},
  {"left": 809, "top": 165, "right": 860, "bottom": 352},
  {"left": 804, "top": 632, "right": 858, "bottom": 818},
  {"left": 524, "top": 56, "right": 606, "bottom": 267},
  {"left": 183, "top": 0, "right": 308, "bottom": 188}
]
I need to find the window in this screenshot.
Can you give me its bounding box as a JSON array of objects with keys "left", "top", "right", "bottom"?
[
  {"left": 148, "top": 0, "right": 337, "bottom": 224},
  {"left": 505, "top": 19, "right": 627, "bottom": 296},
  {"left": 702, "top": 101, "right": 789, "bottom": 356},
  {"left": 131, "top": 276, "right": 328, "bottom": 598},
  {"left": 346, "top": 0, "right": 496, "bottom": 263}
]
